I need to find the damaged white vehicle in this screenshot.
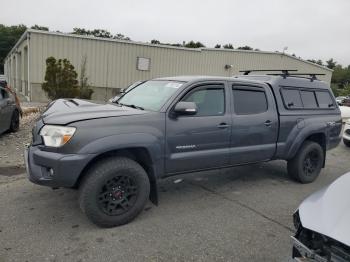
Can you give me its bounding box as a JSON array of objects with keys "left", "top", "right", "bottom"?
[{"left": 292, "top": 172, "right": 350, "bottom": 261}]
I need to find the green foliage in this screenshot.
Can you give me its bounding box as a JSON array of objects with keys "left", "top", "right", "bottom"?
[
  {"left": 150, "top": 39, "right": 161, "bottom": 44},
  {"left": 78, "top": 55, "right": 94, "bottom": 99},
  {"left": 0, "top": 24, "right": 27, "bottom": 73},
  {"left": 307, "top": 59, "right": 323, "bottom": 66},
  {"left": 42, "top": 57, "right": 79, "bottom": 100},
  {"left": 237, "top": 45, "right": 253, "bottom": 50},
  {"left": 326, "top": 58, "right": 337, "bottom": 69},
  {"left": 72, "top": 28, "right": 130, "bottom": 40},
  {"left": 31, "top": 25, "right": 49, "bottom": 31},
  {"left": 214, "top": 44, "right": 221, "bottom": 48},
  {"left": 183, "top": 41, "right": 205, "bottom": 48},
  {"left": 223, "top": 44, "right": 234, "bottom": 49}
]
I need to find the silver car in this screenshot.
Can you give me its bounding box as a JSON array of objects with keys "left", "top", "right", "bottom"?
[{"left": 0, "top": 86, "right": 20, "bottom": 134}]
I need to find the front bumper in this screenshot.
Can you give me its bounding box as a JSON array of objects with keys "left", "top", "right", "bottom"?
[
  {"left": 292, "top": 236, "right": 327, "bottom": 262},
  {"left": 25, "top": 145, "right": 96, "bottom": 188}
]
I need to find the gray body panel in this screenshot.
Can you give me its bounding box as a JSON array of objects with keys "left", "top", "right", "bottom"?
[
  {"left": 0, "top": 87, "right": 17, "bottom": 134},
  {"left": 26, "top": 75, "right": 342, "bottom": 189}
]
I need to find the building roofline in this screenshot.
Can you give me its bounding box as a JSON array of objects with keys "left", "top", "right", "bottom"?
[{"left": 4, "top": 29, "right": 333, "bottom": 72}]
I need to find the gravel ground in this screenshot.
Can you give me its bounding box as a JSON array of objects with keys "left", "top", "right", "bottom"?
[{"left": 0, "top": 112, "right": 40, "bottom": 173}]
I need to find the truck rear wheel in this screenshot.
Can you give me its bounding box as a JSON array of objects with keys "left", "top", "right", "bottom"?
[
  {"left": 79, "top": 157, "right": 150, "bottom": 227},
  {"left": 287, "top": 141, "right": 324, "bottom": 184}
]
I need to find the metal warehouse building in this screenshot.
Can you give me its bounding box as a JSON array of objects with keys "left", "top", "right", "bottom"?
[{"left": 4, "top": 29, "right": 333, "bottom": 102}]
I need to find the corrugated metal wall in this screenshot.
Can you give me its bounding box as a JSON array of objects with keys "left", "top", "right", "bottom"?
[
  {"left": 29, "top": 31, "right": 332, "bottom": 88},
  {"left": 5, "top": 30, "right": 333, "bottom": 101}
]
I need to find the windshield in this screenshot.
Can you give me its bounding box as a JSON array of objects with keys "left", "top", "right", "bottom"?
[{"left": 117, "top": 80, "right": 184, "bottom": 111}]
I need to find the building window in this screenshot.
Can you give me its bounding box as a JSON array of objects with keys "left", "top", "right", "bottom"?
[{"left": 137, "top": 57, "right": 150, "bottom": 71}]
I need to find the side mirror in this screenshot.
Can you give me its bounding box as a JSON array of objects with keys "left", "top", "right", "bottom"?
[
  {"left": 120, "top": 88, "right": 126, "bottom": 94},
  {"left": 174, "top": 101, "right": 197, "bottom": 115}
]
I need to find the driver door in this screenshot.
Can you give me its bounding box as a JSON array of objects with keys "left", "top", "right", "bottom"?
[{"left": 165, "top": 82, "right": 232, "bottom": 174}]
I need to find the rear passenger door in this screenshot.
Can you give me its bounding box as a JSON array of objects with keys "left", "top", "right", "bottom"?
[{"left": 229, "top": 83, "right": 278, "bottom": 165}]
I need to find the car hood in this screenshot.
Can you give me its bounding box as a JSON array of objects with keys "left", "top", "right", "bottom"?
[
  {"left": 42, "top": 99, "right": 147, "bottom": 125},
  {"left": 299, "top": 172, "right": 350, "bottom": 246}
]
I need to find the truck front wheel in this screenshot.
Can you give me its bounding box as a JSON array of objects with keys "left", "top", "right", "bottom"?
[
  {"left": 287, "top": 141, "right": 324, "bottom": 184},
  {"left": 79, "top": 157, "right": 150, "bottom": 227}
]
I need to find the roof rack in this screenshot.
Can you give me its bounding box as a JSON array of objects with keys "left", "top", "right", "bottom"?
[
  {"left": 266, "top": 73, "right": 326, "bottom": 81},
  {"left": 239, "top": 69, "right": 298, "bottom": 75}
]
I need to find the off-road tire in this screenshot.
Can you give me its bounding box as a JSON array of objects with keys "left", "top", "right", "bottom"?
[
  {"left": 9, "top": 110, "right": 20, "bottom": 132},
  {"left": 287, "top": 141, "right": 324, "bottom": 184},
  {"left": 79, "top": 157, "right": 150, "bottom": 227},
  {"left": 343, "top": 138, "right": 350, "bottom": 147}
]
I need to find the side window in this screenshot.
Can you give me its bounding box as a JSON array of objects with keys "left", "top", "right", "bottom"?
[
  {"left": 316, "top": 91, "right": 334, "bottom": 108},
  {"left": 182, "top": 85, "right": 225, "bottom": 116},
  {"left": 281, "top": 89, "right": 302, "bottom": 108},
  {"left": 232, "top": 87, "right": 268, "bottom": 115},
  {"left": 300, "top": 91, "right": 317, "bottom": 108}
]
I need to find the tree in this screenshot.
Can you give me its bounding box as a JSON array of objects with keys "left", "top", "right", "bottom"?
[
  {"left": 237, "top": 45, "right": 253, "bottom": 50},
  {"left": 78, "top": 55, "right": 94, "bottom": 99},
  {"left": 42, "top": 57, "right": 79, "bottom": 100},
  {"left": 31, "top": 25, "right": 49, "bottom": 31},
  {"left": 214, "top": 44, "right": 221, "bottom": 48},
  {"left": 223, "top": 44, "right": 234, "bottom": 49},
  {"left": 307, "top": 59, "right": 323, "bottom": 66},
  {"left": 113, "top": 33, "right": 130, "bottom": 40},
  {"left": 151, "top": 39, "right": 161, "bottom": 44},
  {"left": 72, "top": 28, "right": 130, "bottom": 40},
  {"left": 326, "top": 58, "right": 337, "bottom": 69},
  {"left": 184, "top": 41, "right": 205, "bottom": 48},
  {"left": 0, "top": 24, "right": 27, "bottom": 73}
]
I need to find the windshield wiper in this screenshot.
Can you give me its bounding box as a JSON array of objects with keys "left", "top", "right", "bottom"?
[{"left": 119, "top": 103, "right": 144, "bottom": 110}]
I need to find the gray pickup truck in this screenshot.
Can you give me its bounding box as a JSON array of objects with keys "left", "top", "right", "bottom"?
[{"left": 26, "top": 73, "right": 342, "bottom": 227}]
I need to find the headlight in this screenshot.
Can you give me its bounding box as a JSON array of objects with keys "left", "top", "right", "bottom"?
[{"left": 40, "top": 125, "right": 76, "bottom": 147}]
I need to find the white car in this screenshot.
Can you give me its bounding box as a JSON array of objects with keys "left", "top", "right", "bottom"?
[
  {"left": 340, "top": 106, "right": 350, "bottom": 123},
  {"left": 292, "top": 172, "right": 350, "bottom": 261}
]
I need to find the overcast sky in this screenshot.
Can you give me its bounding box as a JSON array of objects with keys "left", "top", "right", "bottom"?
[{"left": 2, "top": 0, "right": 350, "bottom": 66}]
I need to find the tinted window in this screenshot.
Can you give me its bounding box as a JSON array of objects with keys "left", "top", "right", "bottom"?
[
  {"left": 232, "top": 88, "right": 267, "bottom": 115},
  {"left": 281, "top": 89, "right": 302, "bottom": 108},
  {"left": 316, "top": 91, "right": 334, "bottom": 108},
  {"left": 300, "top": 91, "right": 317, "bottom": 108},
  {"left": 182, "top": 86, "right": 225, "bottom": 116}
]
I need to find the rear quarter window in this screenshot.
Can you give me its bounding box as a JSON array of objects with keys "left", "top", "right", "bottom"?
[
  {"left": 316, "top": 91, "right": 335, "bottom": 108},
  {"left": 300, "top": 91, "right": 317, "bottom": 108},
  {"left": 281, "top": 89, "right": 303, "bottom": 108}
]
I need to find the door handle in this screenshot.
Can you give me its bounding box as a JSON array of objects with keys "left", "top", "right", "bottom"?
[
  {"left": 217, "top": 123, "right": 230, "bottom": 129},
  {"left": 264, "top": 120, "right": 272, "bottom": 127}
]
